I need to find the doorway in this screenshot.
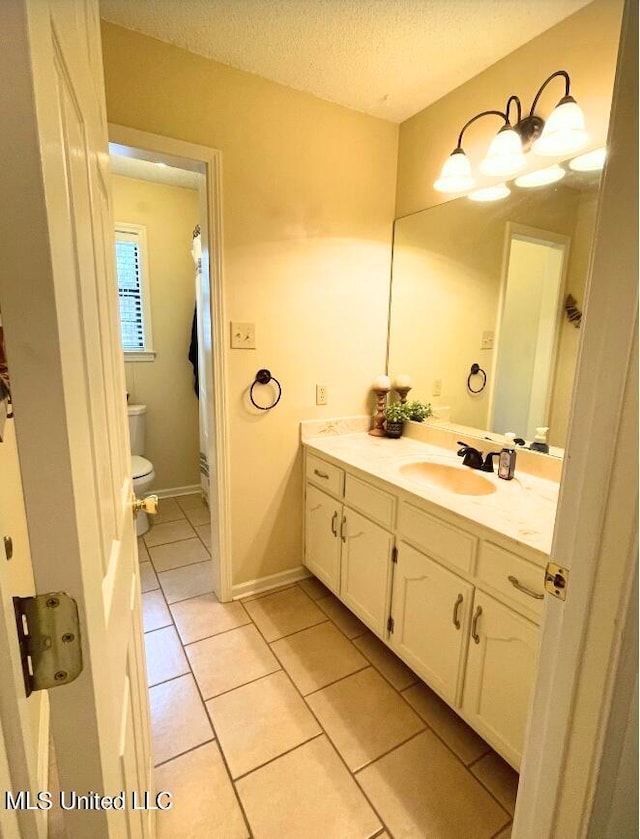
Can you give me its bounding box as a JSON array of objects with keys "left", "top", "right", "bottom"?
[{"left": 108, "top": 126, "right": 231, "bottom": 602}]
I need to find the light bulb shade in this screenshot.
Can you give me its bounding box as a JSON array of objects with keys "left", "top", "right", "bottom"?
[
  {"left": 514, "top": 165, "right": 566, "bottom": 188},
  {"left": 569, "top": 147, "right": 606, "bottom": 172},
  {"left": 468, "top": 183, "right": 511, "bottom": 202},
  {"left": 480, "top": 126, "right": 525, "bottom": 176},
  {"left": 434, "top": 148, "right": 475, "bottom": 193},
  {"left": 532, "top": 96, "right": 588, "bottom": 156}
]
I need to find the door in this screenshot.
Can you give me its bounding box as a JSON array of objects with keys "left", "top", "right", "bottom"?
[
  {"left": 0, "top": 2, "right": 152, "bottom": 838},
  {"left": 340, "top": 509, "right": 393, "bottom": 636},
  {"left": 304, "top": 485, "right": 341, "bottom": 593},
  {"left": 463, "top": 590, "right": 539, "bottom": 770},
  {"left": 390, "top": 542, "right": 473, "bottom": 705}
]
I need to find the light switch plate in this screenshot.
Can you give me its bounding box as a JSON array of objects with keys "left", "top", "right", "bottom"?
[
  {"left": 481, "top": 330, "right": 495, "bottom": 350},
  {"left": 230, "top": 322, "right": 256, "bottom": 349},
  {"left": 433, "top": 378, "right": 442, "bottom": 397}
]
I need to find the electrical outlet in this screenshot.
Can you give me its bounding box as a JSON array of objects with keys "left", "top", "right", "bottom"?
[
  {"left": 230, "top": 322, "right": 256, "bottom": 349},
  {"left": 433, "top": 378, "right": 442, "bottom": 397},
  {"left": 316, "top": 384, "right": 328, "bottom": 406},
  {"left": 481, "top": 330, "right": 495, "bottom": 350}
]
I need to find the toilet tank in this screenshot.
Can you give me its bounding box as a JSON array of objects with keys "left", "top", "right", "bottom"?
[{"left": 127, "top": 404, "right": 147, "bottom": 455}]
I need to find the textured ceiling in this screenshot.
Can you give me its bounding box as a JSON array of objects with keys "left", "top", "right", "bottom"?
[{"left": 99, "top": 0, "right": 593, "bottom": 122}]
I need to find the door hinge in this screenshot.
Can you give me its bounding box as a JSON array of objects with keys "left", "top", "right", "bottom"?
[
  {"left": 387, "top": 615, "right": 395, "bottom": 633},
  {"left": 14, "top": 593, "right": 83, "bottom": 698},
  {"left": 544, "top": 562, "right": 569, "bottom": 601},
  {"left": 391, "top": 546, "right": 398, "bottom": 564}
]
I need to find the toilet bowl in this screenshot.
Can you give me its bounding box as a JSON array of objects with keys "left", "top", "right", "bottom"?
[
  {"left": 128, "top": 404, "right": 155, "bottom": 537},
  {"left": 132, "top": 455, "right": 155, "bottom": 536}
]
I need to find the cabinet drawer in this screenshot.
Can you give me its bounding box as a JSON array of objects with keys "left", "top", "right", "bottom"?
[
  {"left": 306, "top": 454, "right": 344, "bottom": 496},
  {"left": 398, "top": 502, "right": 476, "bottom": 573},
  {"left": 345, "top": 474, "right": 395, "bottom": 529},
  {"left": 477, "top": 542, "right": 545, "bottom": 620}
]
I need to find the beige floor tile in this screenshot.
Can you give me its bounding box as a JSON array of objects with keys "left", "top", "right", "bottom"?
[
  {"left": 297, "top": 576, "right": 331, "bottom": 600},
  {"left": 471, "top": 751, "right": 519, "bottom": 815},
  {"left": 316, "top": 594, "right": 368, "bottom": 639},
  {"left": 206, "top": 671, "right": 321, "bottom": 778},
  {"left": 153, "top": 497, "right": 186, "bottom": 525},
  {"left": 158, "top": 561, "right": 213, "bottom": 604},
  {"left": 175, "top": 493, "right": 206, "bottom": 511},
  {"left": 353, "top": 632, "right": 419, "bottom": 690},
  {"left": 185, "top": 505, "right": 210, "bottom": 527},
  {"left": 195, "top": 523, "right": 212, "bottom": 549},
  {"left": 145, "top": 625, "right": 190, "bottom": 687},
  {"left": 140, "top": 561, "right": 159, "bottom": 592},
  {"left": 358, "top": 730, "right": 510, "bottom": 839},
  {"left": 186, "top": 624, "right": 280, "bottom": 699},
  {"left": 137, "top": 538, "right": 151, "bottom": 564},
  {"left": 307, "top": 667, "right": 425, "bottom": 771},
  {"left": 171, "top": 593, "right": 250, "bottom": 644},
  {"left": 156, "top": 742, "right": 248, "bottom": 839},
  {"left": 236, "top": 736, "right": 382, "bottom": 839},
  {"left": 149, "top": 674, "right": 214, "bottom": 765},
  {"left": 402, "top": 681, "right": 491, "bottom": 765},
  {"left": 144, "top": 520, "right": 196, "bottom": 548},
  {"left": 243, "top": 586, "right": 326, "bottom": 642},
  {"left": 149, "top": 537, "right": 209, "bottom": 573},
  {"left": 142, "top": 590, "right": 172, "bottom": 633},
  {"left": 271, "top": 621, "right": 368, "bottom": 695}
]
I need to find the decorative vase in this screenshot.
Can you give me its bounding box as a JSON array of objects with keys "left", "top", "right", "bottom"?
[{"left": 385, "top": 420, "right": 404, "bottom": 439}]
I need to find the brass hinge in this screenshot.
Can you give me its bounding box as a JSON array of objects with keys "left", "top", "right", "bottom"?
[
  {"left": 387, "top": 615, "right": 395, "bottom": 633},
  {"left": 14, "top": 593, "right": 83, "bottom": 698},
  {"left": 544, "top": 562, "right": 569, "bottom": 601},
  {"left": 391, "top": 546, "right": 398, "bottom": 564}
]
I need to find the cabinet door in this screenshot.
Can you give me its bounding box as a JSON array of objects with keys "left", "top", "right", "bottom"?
[
  {"left": 390, "top": 543, "right": 473, "bottom": 705},
  {"left": 462, "top": 590, "right": 539, "bottom": 769},
  {"left": 304, "top": 484, "right": 341, "bottom": 594},
  {"left": 340, "top": 508, "right": 393, "bottom": 636}
]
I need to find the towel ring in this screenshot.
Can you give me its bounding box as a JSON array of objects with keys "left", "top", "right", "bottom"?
[
  {"left": 467, "top": 363, "right": 487, "bottom": 394},
  {"left": 250, "top": 369, "right": 282, "bottom": 410}
]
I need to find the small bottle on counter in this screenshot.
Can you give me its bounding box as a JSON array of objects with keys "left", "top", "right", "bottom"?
[
  {"left": 530, "top": 426, "right": 550, "bottom": 454},
  {"left": 498, "top": 447, "right": 516, "bottom": 480}
]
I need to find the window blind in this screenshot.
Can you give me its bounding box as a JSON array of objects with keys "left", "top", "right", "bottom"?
[{"left": 115, "top": 237, "right": 145, "bottom": 351}]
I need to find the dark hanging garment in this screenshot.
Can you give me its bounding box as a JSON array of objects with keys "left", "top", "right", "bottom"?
[{"left": 188, "top": 305, "right": 199, "bottom": 398}]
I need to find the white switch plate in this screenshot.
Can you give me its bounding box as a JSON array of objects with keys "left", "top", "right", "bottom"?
[
  {"left": 433, "top": 378, "right": 442, "bottom": 397},
  {"left": 481, "top": 330, "right": 495, "bottom": 350},
  {"left": 230, "top": 322, "right": 256, "bottom": 349},
  {"left": 316, "top": 384, "right": 328, "bottom": 406}
]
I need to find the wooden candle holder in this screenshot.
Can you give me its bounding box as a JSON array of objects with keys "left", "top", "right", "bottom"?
[
  {"left": 395, "top": 386, "right": 412, "bottom": 404},
  {"left": 368, "top": 388, "right": 389, "bottom": 436}
]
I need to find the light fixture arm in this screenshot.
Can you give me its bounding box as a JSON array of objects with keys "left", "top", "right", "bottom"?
[
  {"left": 505, "top": 95, "right": 522, "bottom": 125},
  {"left": 456, "top": 109, "right": 508, "bottom": 150},
  {"left": 528, "top": 70, "right": 571, "bottom": 117}
]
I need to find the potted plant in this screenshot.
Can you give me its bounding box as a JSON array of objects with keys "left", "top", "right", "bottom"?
[
  {"left": 384, "top": 402, "right": 410, "bottom": 438},
  {"left": 405, "top": 400, "right": 432, "bottom": 422}
]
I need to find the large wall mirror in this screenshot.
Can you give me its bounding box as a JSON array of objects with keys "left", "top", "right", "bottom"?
[{"left": 388, "top": 160, "right": 603, "bottom": 454}]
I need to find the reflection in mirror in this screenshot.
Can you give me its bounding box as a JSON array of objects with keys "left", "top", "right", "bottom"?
[{"left": 388, "top": 162, "right": 602, "bottom": 452}]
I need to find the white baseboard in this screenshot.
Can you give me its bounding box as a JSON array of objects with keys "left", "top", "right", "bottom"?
[
  {"left": 233, "top": 566, "right": 310, "bottom": 600},
  {"left": 155, "top": 484, "right": 201, "bottom": 499}
]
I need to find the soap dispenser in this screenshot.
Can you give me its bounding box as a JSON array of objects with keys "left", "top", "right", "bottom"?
[
  {"left": 530, "top": 426, "right": 550, "bottom": 454},
  {"left": 498, "top": 447, "right": 516, "bottom": 480}
]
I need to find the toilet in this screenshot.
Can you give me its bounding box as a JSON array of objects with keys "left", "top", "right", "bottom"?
[{"left": 128, "top": 404, "right": 155, "bottom": 536}]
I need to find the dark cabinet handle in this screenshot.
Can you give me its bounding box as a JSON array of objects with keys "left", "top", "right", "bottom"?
[
  {"left": 331, "top": 511, "right": 338, "bottom": 537},
  {"left": 314, "top": 469, "right": 329, "bottom": 479},
  {"left": 508, "top": 575, "right": 544, "bottom": 600},
  {"left": 340, "top": 516, "right": 347, "bottom": 543},
  {"left": 452, "top": 594, "right": 463, "bottom": 630},
  {"left": 471, "top": 606, "right": 483, "bottom": 644}
]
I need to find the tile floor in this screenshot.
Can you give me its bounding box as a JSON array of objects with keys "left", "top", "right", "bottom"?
[{"left": 139, "top": 494, "right": 519, "bottom": 839}]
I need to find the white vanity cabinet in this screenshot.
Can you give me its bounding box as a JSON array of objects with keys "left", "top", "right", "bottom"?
[{"left": 302, "top": 444, "right": 548, "bottom": 770}]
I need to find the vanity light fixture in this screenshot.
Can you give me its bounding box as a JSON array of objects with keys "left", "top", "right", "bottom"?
[
  {"left": 514, "top": 165, "right": 566, "bottom": 189},
  {"left": 568, "top": 146, "right": 607, "bottom": 172},
  {"left": 468, "top": 183, "right": 511, "bottom": 202},
  {"left": 434, "top": 70, "right": 588, "bottom": 193}
]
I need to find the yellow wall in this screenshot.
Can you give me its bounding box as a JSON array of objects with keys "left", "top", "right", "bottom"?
[
  {"left": 101, "top": 23, "right": 398, "bottom": 585},
  {"left": 112, "top": 175, "right": 201, "bottom": 492},
  {"left": 396, "top": 0, "right": 624, "bottom": 217}
]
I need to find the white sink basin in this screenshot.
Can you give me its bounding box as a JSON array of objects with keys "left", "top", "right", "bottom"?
[{"left": 398, "top": 461, "right": 497, "bottom": 496}]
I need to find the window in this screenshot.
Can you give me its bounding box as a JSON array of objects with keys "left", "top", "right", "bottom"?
[{"left": 114, "top": 223, "right": 154, "bottom": 360}]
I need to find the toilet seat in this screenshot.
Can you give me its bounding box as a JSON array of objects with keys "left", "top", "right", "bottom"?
[{"left": 131, "top": 455, "right": 153, "bottom": 480}]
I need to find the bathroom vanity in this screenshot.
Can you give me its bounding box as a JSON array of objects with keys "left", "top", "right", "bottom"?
[{"left": 302, "top": 431, "right": 559, "bottom": 771}]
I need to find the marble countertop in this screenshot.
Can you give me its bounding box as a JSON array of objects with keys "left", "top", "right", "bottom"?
[{"left": 303, "top": 432, "right": 559, "bottom": 556}]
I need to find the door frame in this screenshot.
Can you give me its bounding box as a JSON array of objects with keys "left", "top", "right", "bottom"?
[
  {"left": 514, "top": 0, "right": 637, "bottom": 834},
  {"left": 108, "top": 124, "right": 232, "bottom": 602}
]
